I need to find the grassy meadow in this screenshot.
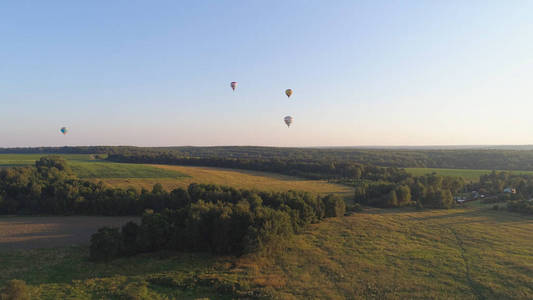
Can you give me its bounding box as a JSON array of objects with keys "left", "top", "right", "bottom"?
[{"left": 2, "top": 201, "right": 533, "bottom": 299}]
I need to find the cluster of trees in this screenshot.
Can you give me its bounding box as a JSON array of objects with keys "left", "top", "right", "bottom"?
[
  {"left": 0, "top": 156, "right": 167, "bottom": 215},
  {"left": 90, "top": 184, "right": 345, "bottom": 261},
  {"left": 354, "top": 173, "right": 463, "bottom": 208},
  {"left": 474, "top": 171, "right": 533, "bottom": 198},
  {"left": 0, "top": 156, "right": 345, "bottom": 219},
  {"left": 473, "top": 171, "right": 533, "bottom": 215}
]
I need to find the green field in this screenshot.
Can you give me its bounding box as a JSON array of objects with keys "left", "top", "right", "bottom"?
[
  {"left": 2, "top": 202, "right": 533, "bottom": 299},
  {"left": 405, "top": 167, "right": 533, "bottom": 181},
  {"left": 0, "top": 154, "right": 186, "bottom": 179},
  {"left": 0, "top": 154, "right": 97, "bottom": 166}
]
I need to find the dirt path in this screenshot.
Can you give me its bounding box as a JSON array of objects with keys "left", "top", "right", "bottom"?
[{"left": 0, "top": 216, "right": 138, "bottom": 249}]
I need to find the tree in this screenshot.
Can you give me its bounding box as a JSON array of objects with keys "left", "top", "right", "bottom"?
[
  {"left": 386, "top": 190, "right": 398, "bottom": 207},
  {"left": 323, "top": 194, "right": 346, "bottom": 217},
  {"left": 438, "top": 189, "right": 454, "bottom": 208},
  {"left": 121, "top": 221, "right": 140, "bottom": 256},
  {"left": 396, "top": 185, "right": 411, "bottom": 206},
  {"left": 136, "top": 211, "right": 171, "bottom": 252},
  {"left": 35, "top": 156, "right": 73, "bottom": 180},
  {"left": 89, "top": 227, "right": 122, "bottom": 262}
]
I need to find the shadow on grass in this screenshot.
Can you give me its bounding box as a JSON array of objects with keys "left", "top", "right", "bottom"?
[{"left": 0, "top": 247, "right": 227, "bottom": 286}]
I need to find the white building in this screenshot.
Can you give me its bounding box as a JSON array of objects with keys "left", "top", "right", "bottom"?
[{"left": 503, "top": 187, "right": 516, "bottom": 194}]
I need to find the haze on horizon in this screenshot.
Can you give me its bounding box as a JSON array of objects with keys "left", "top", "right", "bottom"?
[{"left": 1, "top": 1, "right": 532, "bottom": 148}]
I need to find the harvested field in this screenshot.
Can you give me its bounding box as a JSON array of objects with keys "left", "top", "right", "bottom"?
[
  {"left": 97, "top": 164, "right": 354, "bottom": 200},
  {"left": 0, "top": 216, "right": 138, "bottom": 249}
]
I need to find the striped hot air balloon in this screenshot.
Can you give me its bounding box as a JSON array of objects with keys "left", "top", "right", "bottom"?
[
  {"left": 60, "top": 127, "right": 68, "bottom": 135},
  {"left": 285, "top": 89, "right": 293, "bottom": 98}
]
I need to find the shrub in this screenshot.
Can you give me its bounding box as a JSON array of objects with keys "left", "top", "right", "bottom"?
[
  {"left": 0, "top": 279, "right": 30, "bottom": 300},
  {"left": 89, "top": 227, "right": 123, "bottom": 262},
  {"left": 118, "top": 282, "right": 149, "bottom": 300},
  {"left": 492, "top": 204, "right": 499, "bottom": 210},
  {"left": 347, "top": 203, "right": 362, "bottom": 213}
]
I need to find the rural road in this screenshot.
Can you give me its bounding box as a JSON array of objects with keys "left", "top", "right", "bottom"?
[{"left": 0, "top": 216, "right": 138, "bottom": 249}]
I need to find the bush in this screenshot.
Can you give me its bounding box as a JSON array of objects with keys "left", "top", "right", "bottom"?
[
  {"left": 118, "top": 282, "right": 149, "bottom": 300},
  {"left": 492, "top": 204, "right": 499, "bottom": 210},
  {"left": 89, "top": 227, "right": 123, "bottom": 262},
  {"left": 0, "top": 279, "right": 30, "bottom": 300},
  {"left": 346, "top": 203, "right": 362, "bottom": 213}
]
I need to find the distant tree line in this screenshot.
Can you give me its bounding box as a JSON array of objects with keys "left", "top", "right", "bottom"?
[
  {"left": 0, "top": 146, "right": 113, "bottom": 154},
  {"left": 107, "top": 152, "right": 412, "bottom": 180},
  {"left": 7, "top": 145, "right": 533, "bottom": 171}
]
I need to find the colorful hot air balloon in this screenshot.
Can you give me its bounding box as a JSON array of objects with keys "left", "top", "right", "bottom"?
[
  {"left": 60, "top": 127, "right": 68, "bottom": 135},
  {"left": 284, "top": 116, "right": 293, "bottom": 127},
  {"left": 285, "top": 89, "right": 293, "bottom": 98},
  {"left": 231, "top": 82, "right": 237, "bottom": 91}
]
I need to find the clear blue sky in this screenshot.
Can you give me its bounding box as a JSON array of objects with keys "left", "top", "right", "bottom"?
[{"left": 1, "top": 1, "right": 532, "bottom": 147}]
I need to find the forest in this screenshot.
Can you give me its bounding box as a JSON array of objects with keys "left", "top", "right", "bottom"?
[{"left": 7, "top": 146, "right": 533, "bottom": 170}]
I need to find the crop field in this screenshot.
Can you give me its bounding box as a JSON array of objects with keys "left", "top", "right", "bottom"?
[
  {"left": 405, "top": 167, "right": 533, "bottom": 181},
  {"left": 1, "top": 202, "right": 533, "bottom": 299}
]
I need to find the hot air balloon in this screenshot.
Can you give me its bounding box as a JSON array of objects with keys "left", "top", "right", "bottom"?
[
  {"left": 231, "top": 82, "right": 237, "bottom": 91},
  {"left": 284, "top": 116, "right": 293, "bottom": 127},
  {"left": 285, "top": 89, "right": 293, "bottom": 98},
  {"left": 60, "top": 127, "right": 68, "bottom": 135}
]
